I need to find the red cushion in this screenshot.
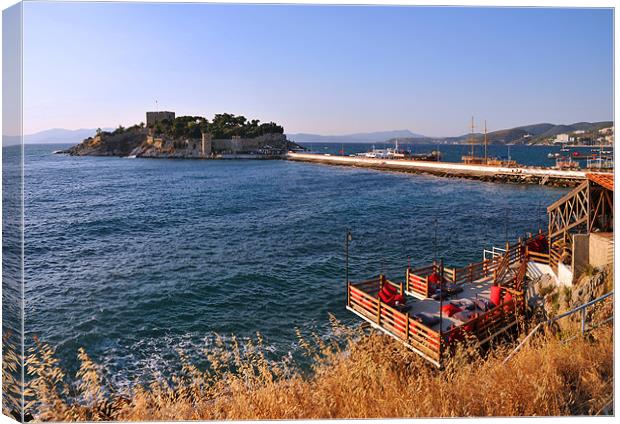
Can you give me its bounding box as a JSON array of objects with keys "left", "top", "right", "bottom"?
[
  {"left": 528, "top": 235, "right": 548, "bottom": 253},
  {"left": 394, "top": 294, "right": 406, "bottom": 305},
  {"left": 378, "top": 290, "right": 394, "bottom": 304},
  {"left": 490, "top": 286, "right": 502, "bottom": 306},
  {"left": 428, "top": 272, "right": 440, "bottom": 284},
  {"left": 441, "top": 303, "right": 462, "bottom": 317},
  {"left": 382, "top": 283, "right": 397, "bottom": 295},
  {"left": 503, "top": 293, "right": 514, "bottom": 312}
]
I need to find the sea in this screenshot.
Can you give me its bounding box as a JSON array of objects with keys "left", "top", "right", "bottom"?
[{"left": 4, "top": 142, "right": 580, "bottom": 387}]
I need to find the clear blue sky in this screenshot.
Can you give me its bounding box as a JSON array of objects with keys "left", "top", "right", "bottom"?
[{"left": 22, "top": 2, "right": 613, "bottom": 136}]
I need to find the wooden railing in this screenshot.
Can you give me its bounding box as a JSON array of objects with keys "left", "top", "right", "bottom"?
[
  {"left": 442, "top": 267, "right": 456, "bottom": 282},
  {"left": 406, "top": 264, "right": 435, "bottom": 298},
  {"left": 526, "top": 248, "right": 550, "bottom": 265},
  {"left": 348, "top": 279, "right": 441, "bottom": 365},
  {"left": 444, "top": 288, "right": 524, "bottom": 349},
  {"left": 407, "top": 244, "right": 523, "bottom": 298},
  {"left": 406, "top": 233, "right": 549, "bottom": 299},
  {"left": 549, "top": 241, "right": 564, "bottom": 273},
  {"left": 347, "top": 231, "right": 546, "bottom": 366},
  {"left": 492, "top": 241, "right": 526, "bottom": 286},
  {"left": 493, "top": 253, "right": 510, "bottom": 285},
  {"left": 452, "top": 257, "right": 500, "bottom": 285},
  {"left": 349, "top": 277, "right": 526, "bottom": 367},
  {"left": 440, "top": 240, "right": 528, "bottom": 289},
  {"left": 512, "top": 255, "right": 528, "bottom": 292}
]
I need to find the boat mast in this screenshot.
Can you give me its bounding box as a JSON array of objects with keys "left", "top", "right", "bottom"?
[
  {"left": 484, "top": 120, "right": 488, "bottom": 165},
  {"left": 469, "top": 116, "right": 475, "bottom": 158}
]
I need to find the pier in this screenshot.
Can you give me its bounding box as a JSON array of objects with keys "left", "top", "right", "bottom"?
[
  {"left": 286, "top": 152, "right": 593, "bottom": 186},
  {"left": 345, "top": 173, "right": 614, "bottom": 368},
  {"left": 347, "top": 237, "right": 530, "bottom": 368}
]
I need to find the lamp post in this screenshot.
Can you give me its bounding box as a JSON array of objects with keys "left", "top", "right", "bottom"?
[
  {"left": 345, "top": 229, "right": 352, "bottom": 285},
  {"left": 345, "top": 229, "right": 353, "bottom": 308},
  {"left": 433, "top": 216, "right": 438, "bottom": 262}
]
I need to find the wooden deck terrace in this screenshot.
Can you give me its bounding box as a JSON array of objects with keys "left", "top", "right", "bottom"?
[
  {"left": 405, "top": 238, "right": 527, "bottom": 299},
  {"left": 346, "top": 238, "right": 534, "bottom": 368}
]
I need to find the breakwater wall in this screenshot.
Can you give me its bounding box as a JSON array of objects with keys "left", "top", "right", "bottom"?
[{"left": 286, "top": 153, "right": 588, "bottom": 187}]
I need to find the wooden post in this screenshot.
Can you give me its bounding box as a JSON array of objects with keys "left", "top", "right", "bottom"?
[
  {"left": 405, "top": 267, "right": 410, "bottom": 293},
  {"left": 405, "top": 314, "right": 410, "bottom": 342},
  {"left": 523, "top": 274, "right": 527, "bottom": 320},
  {"left": 468, "top": 263, "right": 473, "bottom": 283},
  {"left": 400, "top": 282, "right": 404, "bottom": 295},
  {"left": 347, "top": 282, "right": 350, "bottom": 307},
  {"left": 377, "top": 300, "right": 382, "bottom": 325},
  {"left": 439, "top": 258, "right": 444, "bottom": 367}
]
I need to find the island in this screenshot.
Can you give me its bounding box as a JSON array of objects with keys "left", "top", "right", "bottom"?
[{"left": 63, "top": 111, "right": 304, "bottom": 159}]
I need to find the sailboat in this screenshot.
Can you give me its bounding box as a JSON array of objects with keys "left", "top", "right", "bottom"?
[{"left": 461, "top": 117, "right": 486, "bottom": 164}]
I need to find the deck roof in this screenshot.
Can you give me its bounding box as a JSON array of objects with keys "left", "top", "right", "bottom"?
[{"left": 587, "top": 173, "right": 614, "bottom": 191}]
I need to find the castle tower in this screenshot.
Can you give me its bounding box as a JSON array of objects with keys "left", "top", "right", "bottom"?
[{"left": 201, "top": 133, "right": 212, "bottom": 158}]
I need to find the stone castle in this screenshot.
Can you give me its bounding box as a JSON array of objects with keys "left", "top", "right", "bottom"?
[{"left": 142, "top": 111, "right": 288, "bottom": 159}]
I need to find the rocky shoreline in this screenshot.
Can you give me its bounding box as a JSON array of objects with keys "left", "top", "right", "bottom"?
[{"left": 61, "top": 129, "right": 303, "bottom": 159}]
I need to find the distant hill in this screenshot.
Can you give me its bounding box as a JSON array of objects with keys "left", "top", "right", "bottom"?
[
  {"left": 288, "top": 130, "right": 424, "bottom": 143},
  {"left": 20, "top": 120, "right": 614, "bottom": 146},
  {"left": 3, "top": 135, "right": 21, "bottom": 146},
  {"left": 23, "top": 128, "right": 114, "bottom": 144},
  {"left": 388, "top": 121, "right": 613, "bottom": 145}
]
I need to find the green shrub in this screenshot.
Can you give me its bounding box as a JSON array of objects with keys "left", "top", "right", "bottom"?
[{"left": 581, "top": 264, "right": 597, "bottom": 278}]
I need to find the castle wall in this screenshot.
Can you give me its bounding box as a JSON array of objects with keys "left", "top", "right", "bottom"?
[
  {"left": 211, "top": 134, "right": 286, "bottom": 153},
  {"left": 141, "top": 133, "right": 286, "bottom": 158}
]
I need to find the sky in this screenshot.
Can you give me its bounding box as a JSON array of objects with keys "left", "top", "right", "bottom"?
[{"left": 18, "top": 2, "right": 614, "bottom": 137}]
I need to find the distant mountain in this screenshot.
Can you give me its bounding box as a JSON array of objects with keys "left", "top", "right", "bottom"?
[
  {"left": 3, "top": 135, "right": 21, "bottom": 146},
  {"left": 387, "top": 121, "right": 613, "bottom": 145},
  {"left": 19, "top": 121, "right": 614, "bottom": 147},
  {"left": 24, "top": 128, "right": 113, "bottom": 144},
  {"left": 288, "top": 130, "right": 424, "bottom": 143}
]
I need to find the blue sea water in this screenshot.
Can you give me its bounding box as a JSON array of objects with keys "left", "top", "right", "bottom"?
[{"left": 16, "top": 143, "right": 569, "bottom": 386}]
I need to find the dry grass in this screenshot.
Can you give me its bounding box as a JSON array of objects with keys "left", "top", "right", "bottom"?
[
  {"left": 2, "top": 334, "right": 22, "bottom": 420},
  {"left": 4, "top": 308, "right": 612, "bottom": 421}
]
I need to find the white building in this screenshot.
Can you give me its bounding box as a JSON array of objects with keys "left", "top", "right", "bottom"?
[{"left": 553, "top": 133, "right": 570, "bottom": 144}]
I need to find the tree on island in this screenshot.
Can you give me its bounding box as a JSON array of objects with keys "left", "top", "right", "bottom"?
[{"left": 149, "top": 113, "right": 284, "bottom": 140}]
